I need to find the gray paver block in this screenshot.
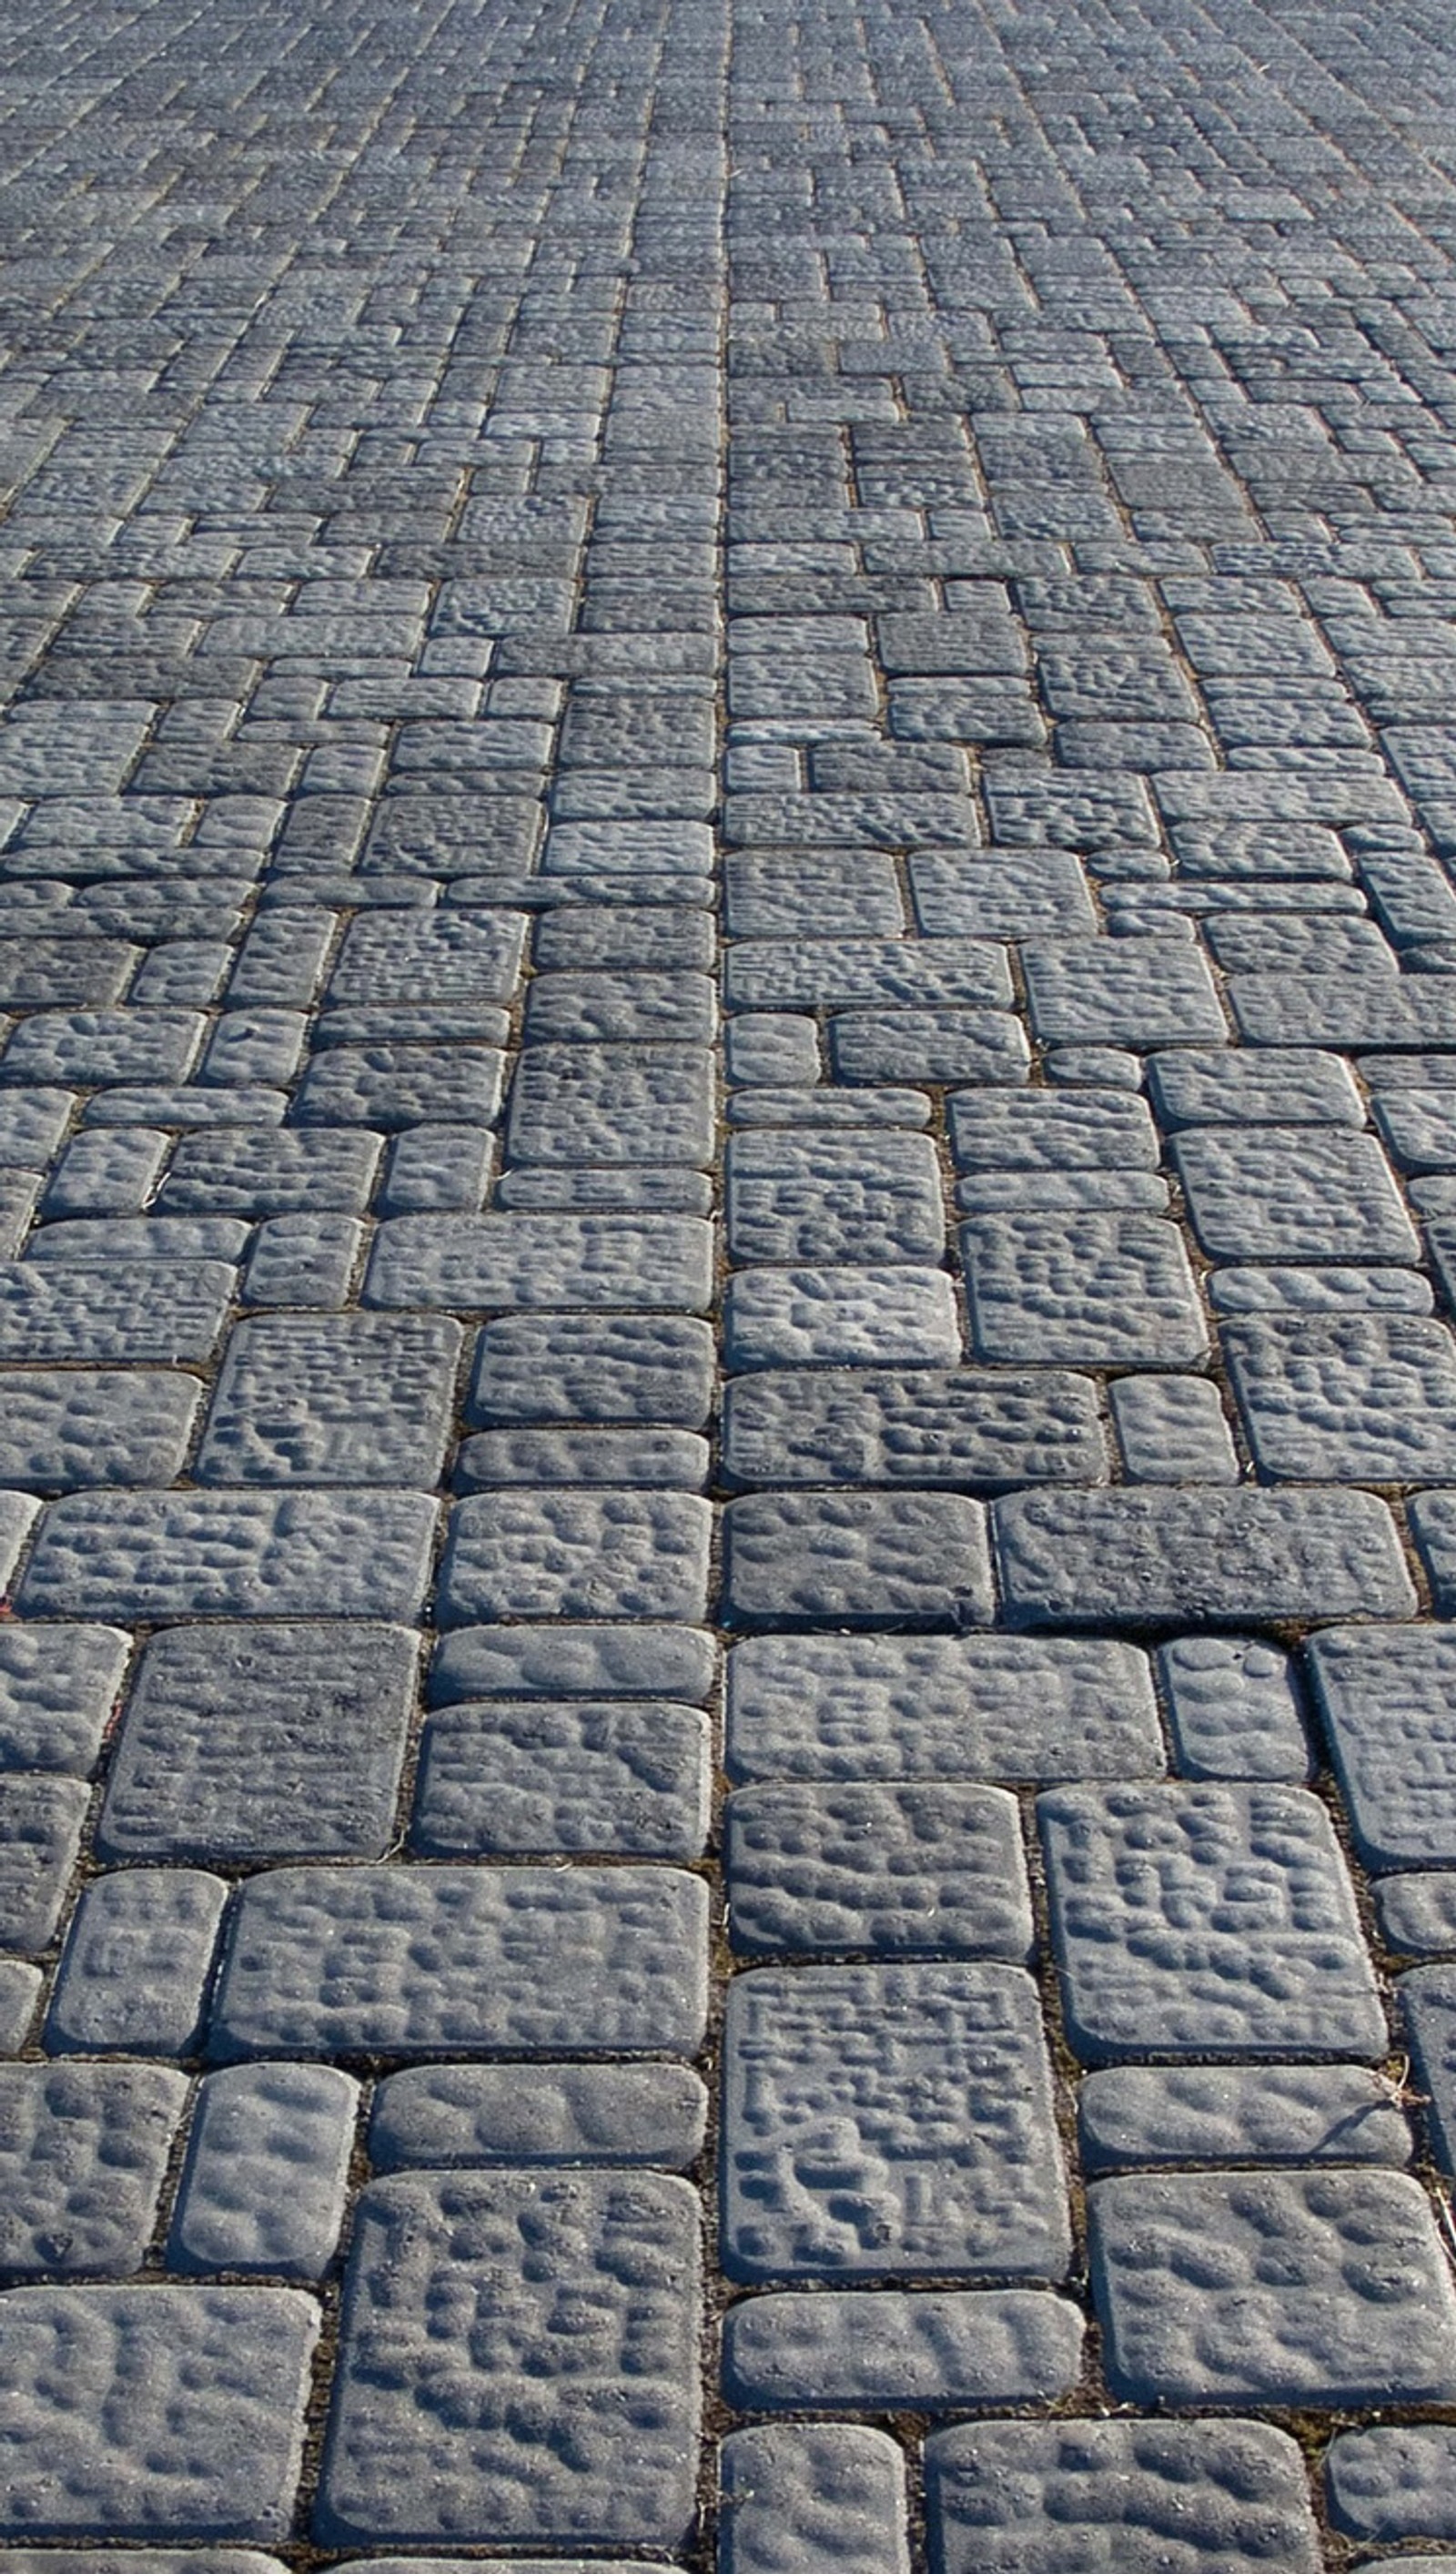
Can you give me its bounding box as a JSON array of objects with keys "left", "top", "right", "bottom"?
[
  {"left": 1409, "top": 1489, "right": 1456, "bottom": 1610},
  {"left": 0, "top": 2062, "right": 188, "bottom": 2275},
  {"left": 1110, "top": 1374, "right": 1239, "bottom": 1483},
  {"left": 724, "top": 1266, "right": 962, "bottom": 1367},
  {"left": 295, "top": 1040, "right": 505, "bottom": 1132},
  {"left": 242, "top": 1214, "right": 362, "bottom": 1306},
  {"left": 168, "top": 2063, "right": 359, "bottom": 2279},
  {"left": 1308, "top": 1626, "right": 1456, "bottom": 1867},
  {"left": 196, "top": 1312, "right": 461, "bottom": 1485},
  {"left": 457, "top": 1425, "right": 709, "bottom": 1488},
  {"left": 1380, "top": 1873, "right": 1456, "bottom": 1951},
  {"left": 1174, "top": 1128, "right": 1419, "bottom": 1262},
  {"left": 1401, "top": 1968, "right": 1456, "bottom": 2180},
  {"left": 0, "top": 1775, "right": 88, "bottom": 1950},
  {"left": 524, "top": 967, "right": 716, "bottom": 1043},
  {"left": 1227, "top": 1313, "right": 1456, "bottom": 1480},
  {"left": 413, "top": 1699, "right": 710, "bottom": 1856},
  {"left": 1212, "top": 1262, "right": 1432, "bottom": 1316},
  {"left": 1089, "top": 2169, "right": 1456, "bottom": 2406},
  {"left": 829, "top": 1008, "right": 1028, "bottom": 1085},
  {"left": 722, "top": 1963, "right": 1069, "bottom": 2282},
  {"left": 210, "top": 1865, "right": 708, "bottom": 2060},
  {"left": 0, "top": 1964, "right": 40, "bottom": 2052},
  {"left": 947, "top": 1086, "right": 1158, "bottom": 1170},
  {"left": 0, "top": 1262, "right": 234, "bottom": 1363},
  {"left": 438, "top": 1490, "right": 710, "bottom": 1624},
  {"left": 47, "top": 1870, "right": 229, "bottom": 2057},
  {"left": 327, "top": 910, "right": 526, "bottom": 1004},
  {"left": 722, "top": 2289, "right": 1082, "bottom": 2410},
  {"left": 159, "top": 1130, "right": 381, "bottom": 1216},
  {"left": 99, "top": 1622, "right": 418, "bottom": 1861},
  {"left": 1156, "top": 1636, "right": 1309, "bottom": 1780},
  {"left": 318, "top": 2171, "right": 700, "bottom": 2547},
  {"left": 0, "top": 2286, "right": 318, "bottom": 2539},
  {"left": 719, "top": 2427, "right": 908, "bottom": 2574},
  {"left": 1078, "top": 2064, "right": 1412, "bottom": 2172},
  {"left": 723, "top": 1490, "right": 993, "bottom": 1626},
  {"left": 468, "top": 1312, "right": 714, "bottom": 1425},
  {"left": 725, "top": 1781, "right": 1031, "bottom": 1959},
  {"left": 0, "top": 1371, "right": 200, "bottom": 1489},
  {"left": 365, "top": 1212, "right": 714, "bottom": 1312},
  {"left": 1041, "top": 1782, "right": 1384, "bottom": 2061},
  {"left": 369, "top": 2063, "right": 708, "bottom": 2172},
  {"left": 18, "top": 1489, "right": 438, "bottom": 1622},
  {"left": 725, "top": 1130, "right": 944, "bottom": 1262},
  {"left": 996, "top": 1486, "right": 1415, "bottom": 1626},
  {"left": 722, "top": 1367, "right": 1104, "bottom": 1488},
  {"left": 725, "top": 935, "right": 1010, "bottom": 1012},
  {"left": 1022, "top": 938, "right": 1226, "bottom": 1045},
  {"left": 431, "top": 1622, "right": 716, "bottom": 1706},
  {"left": 961, "top": 1212, "right": 1206, "bottom": 1365},
  {"left": 1325, "top": 2424, "right": 1456, "bottom": 2541},
  {"left": 925, "top": 2419, "right": 1321, "bottom": 2574},
  {"left": 507, "top": 1042, "right": 713, "bottom": 1164},
  {"left": 1149, "top": 1046, "right": 1364, "bottom": 1128},
  {"left": 0, "top": 1624, "right": 129, "bottom": 1774}
]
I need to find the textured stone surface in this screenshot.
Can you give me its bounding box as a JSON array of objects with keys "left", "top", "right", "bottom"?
[
  {"left": 1325, "top": 2425, "right": 1456, "bottom": 2541},
  {"left": 168, "top": 2064, "right": 359, "bottom": 2279},
  {"left": 1227, "top": 1313, "right": 1456, "bottom": 1480},
  {"left": 724, "top": 1266, "right": 962, "bottom": 1367},
  {"left": 1308, "top": 1626, "right": 1456, "bottom": 1867},
  {"left": 1174, "top": 1129, "right": 1420, "bottom": 1262},
  {"left": 719, "top": 2427, "right": 909, "bottom": 2574},
  {"left": 1400, "top": 1969, "right": 1456, "bottom": 2180},
  {"left": 722, "top": 1367, "right": 1105, "bottom": 1489},
  {"left": 725, "top": 1781, "right": 1032, "bottom": 1958},
  {"left": 19, "top": 1489, "right": 438, "bottom": 1622},
  {"left": 318, "top": 2172, "right": 700, "bottom": 2546},
  {"left": 725, "top": 1130, "right": 944, "bottom": 1262},
  {"left": 0, "top": 1624, "right": 129, "bottom": 1774},
  {"left": 1078, "top": 2065, "right": 1412, "bottom": 2172},
  {"left": 196, "top": 1313, "right": 461, "bottom": 1485},
  {"left": 438, "top": 1490, "right": 711, "bottom": 1624},
  {"left": 468, "top": 1312, "right": 714, "bottom": 1426},
  {"left": 369, "top": 2064, "right": 708, "bottom": 2172},
  {"left": 1155, "top": 1637, "right": 1309, "bottom": 1780},
  {"left": 723, "top": 1490, "right": 993, "bottom": 1626},
  {"left": 0, "top": 1372, "right": 200, "bottom": 1489},
  {"left": 365, "top": 1212, "right": 714, "bottom": 1312},
  {"left": 723, "top": 2290, "right": 1083, "bottom": 2410},
  {"left": 925, "top": 2421, "right": 1321, "bottom": 2574},
  {"left": 961, "top": 1212, "right": 1206, "bottom": 1365},
  {"left": 412, "top": 1699, "right": 710, "bottom": 1855},
  {"left": 996, "top": 1487, "right": 1415, "bottom": 1626},
  {"left": 0, "top": 1775, "right": 88, "bottom": 1949},
  {"left": 0, "top": 2062, "right": 187, "bottom": 2275}
]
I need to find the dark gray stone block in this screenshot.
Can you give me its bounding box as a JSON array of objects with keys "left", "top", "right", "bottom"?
[
  {"left": 0, "top": 1262, "right": 234, "bottom": 1363},
  {"left": 725, "top": 1780, "right": 1031, "bottom": 1959},
  {"left": 168, "top": 2063, "right": 359, "bottom": 2279},
  {"left": 719, "top": 2427, "right": 908, "bottom": 2574},
  {"left": 196, "top": 1312, "right": 461, "bottom": 1486},
  {"left": 1156, "top": 1636, "right": 1309, "bottom": 1779},
  {"left": 722, "top": 2289, "right": 1082, "bottom": 2410},
  {"left": 412, "top": 1699, "right": 710, "bottom": 1856},
  {"left": 0, "top": 2062, "right": 187, "bottom": 2274},
  {"left": 1174, "top": 1128, "right": 1419, "bottom": 1262},
  {"left": 438, "top": 1490, "right": 710, "bottom": 1625},
  {"left": 1308, "top": 1626, "right": 1456, "bottom": 1868},
  {"left": 506, "top": 1043, "right": 713, "bottom": 1164},
  {"left": 724, "top": 1266, "right": 962, "bottom": 1368},
  {"left": 468, "top": 1312, "right": 713, "bottom": 1425},
  {"left": 996, "top": 1486, "right": 1415, "bottom": 1626},
  {"left": 19, "top": 1489, "right": 437, "bottom": 1622},
  {"left": 365, "top": 1212, "right": 713, "bottom": 1312},
  {"left": 159, "top": 1130, "right": 382, "bottom": 1216},
  {"left": 1078, "top": 2064, "right": 1411, "bottom": 2173},
  {"left": 725, "top": 1131, "right": 944, "bottom": 1263},
  {"left": 369, "top": 2063, "right": 708, "bottom": 2172},
  {"left": 0, "top": 1372, "right": 200, "bottom": 1490},
  {"left": 925, "top": 2420, "right": 1320, "bottom": 2574},
  {"left": 0, "top": 1775, "right": 87, "bottom": 1950},
  {"left": 1325, "top": 2424, "right": 1456, "bottom": 2542},
  {"left": 961, "top": 1212, "right": 1206, "bottom": 1365},
  {"left": 47, "top": 1871, "right": 229, "bottom": 2056},
  {"left": 431, "top": 1623, "right": 716, "bottom": 1707},
  {"left": 1379, "top": 1873, "right": 1456, "bottom": 1953},
  {"left": 725, "top": 937, "right": 1010, "bottom": 1012},
  {"left": 0, "top": 1625, "right": 129, "bottom": 1774},
  {"left": 722, "top": 1367, "right": 1104, "bottom": 1490}
]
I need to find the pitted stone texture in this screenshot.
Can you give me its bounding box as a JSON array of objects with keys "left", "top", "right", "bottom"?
[
  {"left": 295, "top": 1041, "right": 505, "bottom": 1133},
  {"left": 1022, "top": 939, "right": 1226, "bottom": 1047},
  {"left": 727, "top": 1633, "right": 1162, "bottom": 1781},
  {"left": 725, "top": 937, "right": 1010, "bottom": 1012},
  {"left": 723, "top": 1491, "right": 993, "bottom": 1627},
  {"left": 1078, "top": 2065, "right": 1412, "bottom": 2173},
  {"left": 28, "top": 1218, "right": 248, "bottom": 1268},
  {"left": 0, "top": 1094, "right": 73, "bottom": 1167},
  {"left": 469, "top": 1312, "right": 713, "bottom": 1426},
  {"left": 1409, "top": 1489, "right": 1456, "bottom": 1611},
  {"left": 948, "top": 1087, "right": 1158, "bottom": 1172},
  {"left": 1149, "top": 1046, "right": 1365, "bottom": 1129},
  {"left": 724, "top": 1267, "right": 961, "bottom": 1368},
  {"left": 0, "top": 1262, "right": 234, "bottom": 1363},
  {"left": 0, "top": 2556, "right": 287, "bottom": 2574},
  {"left": 1325, "top": 2425, "right": 1456, "bottom": 2542},
  {"left": 723, "top": 2290, "right": 1082, "bottom": 2411},
  {"left": 1156, "top": 1637, "right": 1309, "bottom": 1781},
  {"left": 996, "top": 1487, "right": 1415, "bottom": 1627},
  {"left": 725, "top": 1131, "right": 944, "bottom": 1263},
  {"left": 0, "top": 1964, "right": 39, "bottom": 2052},
  {"left": 1380, "top": 1873, "right": 1456, "bottom": 1953},
  {"left": 961, "top": 1213, "right": 1206, "bottom": 1366},
  {"left": 1226, "top": 1313, "right": 1456, "bottom": 1481},
  {"left": 0, "top": 1371, "right": 200, "bottom": 1490},
  {"left": 168, "top": 2064, "right": 359, "bottom": 2279},
  {"left": 925, "top": 2420, "right": 1321, "bottom": 2574},
  {"left": 328, "top": 910, "right": 526, "bottom": 1004},
  {"left": 243, "top": 1214, "right": 362, "bottom": 1307},
  {"left": 98, "top": 1624, "right": 417, "bottom": 1862},
  {"left": 1401, "top": 1970, "right": 1456, "bottom": 2180},
  {"left": 507, "top": 1044, "right": 713, "bottom": 1164},
  {"left": 725, "top": 850, "right": 903, "bottom": 937},
  {"left": 0, "top": 2062, "right": 187, "bottom": 2275},
  {"left": 413, "top": 1700, "right": 710, "bottom": 1857},
  {"left": 1174, "top": 1128, "right": 1419, "bottom": 1262},
  {"left": 722, "top": 1368, "right": 1104, "bottom": 1490},
  {"left": 1375, "top": 1087, "right": 1456, "bottom": 1171},
  {"left": 439, "top": 1491, "right": 710, "bottom": 1625},
  {"left": 1089, "top": 2169, "right": 1456, "bottom": 2406},
  {"left": 524, "top": 968, "right": 715, "bottom": 1045},
  {"left": 366, "top": 1213, "right": 713, "bottom": 1312},
  {"left": 318, "top": 2171, "right": 700, "bottom": 2548},
  {"left": 458, "top": 1425, "right": 709, "bottom": 1489},
  {"left": 19, "top": 1489, "right": 437, "bottom": 1623},
  {"left": 0, "top": 1776, "right": 87, "bottom": 1950},
  {"left": 197, "top": 1313, "right": 461, "bottom": 1486},
  {"left": 0, "top": 1625, "right": 128, "bottom": 1774},
  {"left": 1040, "top": 1783, "right": 1383, "bottom": 2061},
  {"left": 369, "top": 2064, "right": 708, "bottom": 2173},
  {"left": 725, "top": 1781, "right": 1031, "bottom": 1959},
  {"left": 829, "top": 1009, "right": 1029, "bottom": 1087},
  {"left": 719, "top": 2427, "right": 908, "bottom": 2574},
  {"left": 432, "top": 1625, "right": 716, "bottom": 1708},
  {"left": 1110, "top": 1376, "right": 1239, "bottom": 1484},
  {"left": 159, "top": 1130, "right": 381, "bottom": 1216},
  {"left": 909, "top": 849, "right": 1096, "bottom": 939},
  {"left": 0, "top": 2287, "right": 318, "bottom": 2539},
  {"left": 47, "top": 1871, "right": 228, "bottom": 2057},
  {"left": 722, "top": 1963, "right": 1069, "bottom": 2282},
  {"left": 1, "top": 1010, "right": 201, "bottom": 1089},
  {"left": 1309, "top": 1626, "right": 1456, "bottom": 1868},
  {"left": 211, "top": 1866, "right": 708, "bottom": 2060}
]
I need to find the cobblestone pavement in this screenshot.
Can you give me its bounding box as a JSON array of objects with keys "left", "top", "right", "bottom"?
[{"left": 8, "top": 0, "right": 1456, "bottom": 2563}]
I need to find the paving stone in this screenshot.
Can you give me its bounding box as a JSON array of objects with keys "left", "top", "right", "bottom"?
[
  {"left": 1156, "top": 1636, "right": 1309, "bottom": 1779},
  {"left": 523, "top": 968, "right": 715, "bottom": 1045},
  {"left": 723, "top": 1490, "right": 993, "bottom": 1626},
  {"left": 996, "top": 1485, "right": 1415, "bottom": 1626},
  {"left": 0, "top": 2061, "right": 188, "bottom": 2275},
  {"left": 197, "top": 1312, "right": 460, "bottom": 1486},
  {"left": 19, "top": 1489, "right": 437, "bottom": 1623},
  {"left": 0, "top": 2286, "right": 319, "bottom": 2539},
  {"left": 1110, "top": 1374, "right": 1239, "bottom": 1483},
  {"left": 1226, "top": 1312, "right": 1456, "bottom": 1479},
  {"left": 438, "top": 1490, "right": 710, "bottom": 1625},
  {"left": 0, "top": 1370, "right": 199, "bottom": 1489},
  {"left": 43, "top": 1128, "right": 168, "bottom": 1220},
  {"left": 318, "top": 2171, "right": 700, "bottom": 2547},
  {"left": 925, "top": 2420, "right": 1321, "bottom": 2574},
  {"left": 0, "top": 1092, "right": 74, "bottom": 1168},
  {"left": 947, "top": 1086, "right": 1159, "bottom": 1171},
  {"left": 242, "top": 1214, "right": 361, "bottom": 1306},
  {"left": 1078, "top": 2065, "right": 1412, "bottom": 2173},
  {"left": 412, "top": 1699, "right": 710, "bottom": 1856},
  {"left": 327, "top": 909, "right": 526, "bottom": 1004},
  {"left": 829, "top": 1008, "right": 1029, "bottom": 1086},
  {"left": 722, "top": 1366, "right": 1104, "bottom": 1488},
  {"left": 1305, "top": 1626, "right": 1456, "bottom": 1867},
  {"left": 378, "top": 1123, "right": 494, "bottom": 1214},
  {"left": 168, "top": 2063, "right": 359, "bottom": 2279},
  {"left": 1174, "top": 1127, "right": 1420, "bottom": 1262},
  {"left": 725, "top": 937, "right": 1011, "bottom": 1012},
  {"left": 1021, "top": 939, "right": 1226, "bottom": 1046},
  {"left": 98, "top": 1623, "right": 417, "bottom": 1862},
  {"left": 962, "top": 1211, "right": 1206, "bottom": 1365},
  {"left": 458, "top": 1425, "right": 708, "bottom": 1487},
  {"left": 908, "top": 850, "right": 1096, "bottom": 938},
  {"left": 0, "top": 1624, "right": 129, "bottom": 1774},
  {"left": 431, "top": 1623, "right": 717, "bottom": 1707},
  {"left": 1089, "top": 2169, "right": 1456, "bottom": 2406},
  {"left": 724, "top": 1267, "right": 962, "bottom": 1368},
  {"left": 369, "top": 2063, "right": 708, "bottom": 2172},
  {"left": 721, "top": 1962, "right": 1069, "bottom": 2281},
  {"left": 1325, "top": 2424, "right": 1456, "bottom": 2541},
  {"left": 46, "top": 1870, "right": 228, "bottom": 2057},
  {"left": 295, "top": 1041, "right": 505, "bottom": 1131},
  {"left": 159, "top": 1130, "right": 382, "bottom": 1216},
  {"left": 26, "top": 1218, "right": 249, "bottom": 1267},
  {"left": 467, "top": 1312, "right": 713, "bottom": 1425},
  {"left": 0, "top": 942, "right": 138, "bottom": 1008},
  {"left": 1374, "top": 1086, "right": 1456, "bottom": 1171},
  {"left": 725, "top": 851, "right": 903, "bottom": 937},
  {"left": 727, "top": 1085, "right": 933, "bottom": 1130},
  {"left": 725, "top": 1131, "right": 944, "bottom": 1263},
  {"left": 725, "top": 1780, "right": 1030, "bottom": 1959},
  {"left": 727, "top": 1632, "right": 1161, "bottom": 1780},
  {"left": 1209, "top": 1262, "right": 1433, "bottom": 1315},
  {"left": 1040, "top": 1782, "right": 1384, "bottom": 2060},
  {"left": 211, "top": 1865, "right": 708, "bottom": 2060},
  {"left": 365, "top": 1212, "right": 713, "bottom": 1312},
  {"left": 0, "top": 1961, "right": 41, "bottom": 2051},
  {"left": 0, "top": 1774, "right": 87, "bottom": 1951},
  {"left": 1409, "top": 1489, "right": 1456, "bottom": 1609},
  {"left": 722, "top": 2289, "right": 1083, "bottom": 2411},
  {"left": 1400, "top": 1968, "right": 1456, "bottom": 2181},
  {"left": 718, "top": 2427, "right": 909, "bottom": 2574},
  {"left": 1, "top": 1009, "right": 201, "bottom": 1089},
  {"left": 0, "top": 1262, "right": 234, "bottom": 1362},
  {"left": 724, "top": 1013, "right": 820, "bottom": 1085},
  {"left": 505, "top": 1042, "right": 713, "bottom": 1165},
  {"left": 1379, "top": 1873, "right": 1456, "bottom": 1952}
]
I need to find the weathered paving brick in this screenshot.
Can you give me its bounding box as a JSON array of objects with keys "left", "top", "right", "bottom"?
[
  {"left": 1156, "top": 1636, "right": 1309, "bottom": 1779},
  {"left": 369, "top": 2062, "right": 708, "bottom": 2172},
  {"left": 524, "top": 967, "right": 716, "bottom": 1044},
  {"left": 1408, "top": 1488, "right": 1456, "bottom": 1609},
  {"left": 0, "top": 1624, "right": 129, "bottom": 1773},
  {"left": 168, "top": 2063, "right": 359, "bottom": 2279},
  {"left": 725, "top": 937, "right": 1011, "bottom": 1012},
  {"left": 438, "top": 1490, "right": 710, "bottom": 1624},
  {"left": 431, "top": 1623, "right": 716, "bottom": 1708},
  {"left": 1174, "top": 1127, "right": 1420, "bottom": 1262},
  {"left": 458, "top": 1424, "right": 709, "bottom": 1488},
  {"left": 1110, "top": 1373, "right": 1239, "bottom": 1483},
  {"left": 725, "top": 1131, "right": 944, "bottom": 1263},
  {"left": 318, "top": 2172, "right": 700, "bottom": 2547},
  {"left": 159, "top": 1130, "right": 382, "bottom": 1216},
  {"left": 719, "top": 2427, "right": 909, "bottom": 2574},
  {"left": 0, "top": 1370, "right": 200, "bottom": 1489},
  {"left": 412, "top": 1699, "right": 710, "bottom": 1855},
  {"left": 925, "top": 2421, "right": 1321, "bottom": 2574},
  {"left": 722, "top": 2289, "right": 1083, "bottom": 2411},
  {"left": 0, "top": 1775, "right": 88, "bottom": 1950},
  {"left": 1089, "top": 2170, "right": 1456, "bottom": 2406},
  {"left": 1021, "top": 939, "right": 1226, "bottom": 1046},
  {"left": 1325, "top": 2424, "right": 1456, "bottom": 2542},
  {"left": 196, "top": 1313, "right": 461, "bottom": 1485},
  {"left": 365, "top": 1212, "right": 713, "bottom": 1312},
  {"left": 1148, "top": 1045, "right": 1365, "bottom": 1128},
  {"left": 948, "top": 1086, "right": 1158, "bottom": 1172},
  {"left": 19, "top": 1489, "right": 437, "bottom": 1623},
  {"left": 507, "top": 1043, "right": 713, "bottom": 1164},
  {"left": 725, "top": 1781, "right": 1031, "bottom": 1959},
  {"left": 46, "top": 1870, "right": 228, "bottom": 2058},
  {"left": 1307, "top": 1626, "right": 1456, "bottom": 1868},
  {"left": 722, "top": 1367, "right": 1104, "bottom": 1488},
  {"left": 0, "top": 2288, "right": 319, "bottom": 2539},
  {"left": 0, "top": 2062, "right": 188, "bottom": 2275},
  {"left": 1078, "top": 2064, "right": 1412, "bottom": 2172},
  {"left": 327, "top": 910, "right": 526, "bottom": 1004},
  {"left": 1400, "top": 1969, "right": 1456, "bottom": 2181},
  {"left": 996, "top": 1486, "right": 1415, "bottom": 1626},
  {"left": 1380, "top": 1873, "right": 1456, "bottom": 1953},
  {"left": 961, "top": 1212, "right": 1206, "bottom": 1364},
  {"left": 829, "top": 1008, "right": 1029, "bottom": 1086},
  {"left": 722, "top": 1489, "right": 993, "bottom": 1626},
  {"left": 1040, "top": 1782, "right": 1385, "bottom": 2060},
  {"left": 0, "top": 1262, "right": 234, "bottom": 1363},
  {"left": 724, "top": 1266, "right": 962, "bottom": 1368},
  {"left": 468, "top": 1312, "right": 713, "bottom": 1425},
  {"left": 721, "top": 1963, "right": 1069, "bottom": 2281},
  {"left": 210, "top": 1866, "right": 708, "bottom": 2059},
  {"left": 1226, "top": 1312, "right": 1456, "bottom": 1479}
]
